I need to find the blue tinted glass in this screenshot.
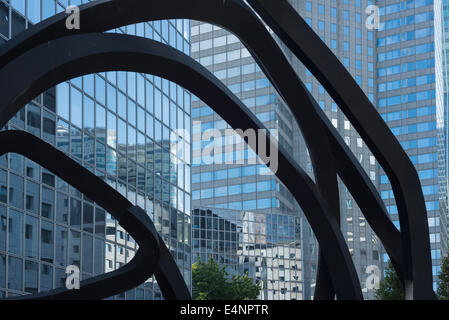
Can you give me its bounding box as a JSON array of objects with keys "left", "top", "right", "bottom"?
[
  {"left": 228, "top": 167, "right": 241, "bottom": 178},
  {"left": 128, "top": 99, "right": 136, "bottom": 126},
  {"left": 118, "top": 91, "right": 127, "bottom": 119},
  {"left": 57, "top": 83, "right": 69, "bottom": 120},
  {"left": 107, "top": 84, "right": 117, "bottom": 113},
  {"left": 70, "top": 87, "right": 82, "bottom": 128},
  {"left": 242, "top": 166, "right": 256, "bottom": 176},
  {"left": 95, "top": 75, "right": 106, "bottom": 105}
]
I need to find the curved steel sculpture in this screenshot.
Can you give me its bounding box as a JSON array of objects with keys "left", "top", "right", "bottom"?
[
  {"left": 246, "top": 0, "right": 435, "bottom": 299},
  {"left": 0, "top": 0, "right": 434, "bottom": 300},
  {"left": 0, "top": 32, "right": 360, "bottom": 300}
]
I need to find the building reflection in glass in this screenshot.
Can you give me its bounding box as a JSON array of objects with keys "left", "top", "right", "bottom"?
[{"left": 192, "top": 208, "right": 302, "bottom": 300}]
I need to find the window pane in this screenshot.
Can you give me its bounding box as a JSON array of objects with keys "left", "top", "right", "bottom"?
[
  {"left": 9, "top": 173, "right": 23, "bottom": 209},
  {"left": 40, "top": 263, "right": 53, "bottom": 292},
  {"left": 8, "top": 209, "right": 22, "bottom": 255},
  {"left": 70, "top": 198, "right": 81, "bottom": 228},
  {"left": 41, "top": 187, "right": 54, "bottom": 220},
  {"left": 56, "top": 192, "right": 69, "bottom": 224},
  {"left": 82, "top": 234, "right": 93, "bottom": 274},
  {"left": 69, "top": 230, "right": 81, "bottom": 267},
  {"left": 25, "top": 215, "right": 38, "bottom": 259},
  {"left": 70, "top": 87, "right": 82, "bottom": 128},
  {"left": 8, "top": 256, "right": 22, "bottom": 291}
]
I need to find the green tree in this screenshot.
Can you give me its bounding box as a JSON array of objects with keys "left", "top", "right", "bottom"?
[
  {"left": 192, "top": 257, "right": 260, "bottom": 300},
  {"left": 375, "top": 261, "right": 404, "bottom": 300},
  {"left": 229, "top": 273, "right": 260, "bottom": 300},
  {"left": 437, "top": 255, "right": 449, "bottom": 299}
]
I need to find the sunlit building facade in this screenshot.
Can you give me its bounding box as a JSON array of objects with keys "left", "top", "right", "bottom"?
[
  {"left": 376, "top": 0, "right": 447, "bottom": 290},
  {"left": 438, "top": 0, "right": 449, "bottom": 268},
  {"left": 289, "top": 0, "right": 383, "bottom": 299},
  {"left": 0, "top": 0, "right": 192, "bottom": 299},
  {"left": 291, "top": 0, "right": 449, "bottom": 297},
  {"left": 190, "top": 17, "right": 304, "bottom": 300}
]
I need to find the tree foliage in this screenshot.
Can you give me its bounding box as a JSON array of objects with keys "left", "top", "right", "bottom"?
[
  {"left": 229, "top": 273, "right": 261, "bottom": 300},
  {"left": 437, "top": 255, "right": 449, "bottom": 300},
  {"left": 375, "top": 261, "right": 405, "bottom": 300},
  {"left": 192, "top": 257, "right": 260, "bottom": 300}
]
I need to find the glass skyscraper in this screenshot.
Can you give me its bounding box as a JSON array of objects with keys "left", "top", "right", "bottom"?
[
  {"left": 438, "top": 0, "right": 449, "bottom": 278},
  {"left": 191, "top": 0, "right": 449, "bottom": 300},
  {"left": 293, "top": 0, "right": 382, "bottom": 300},
  {"left": 299, "top": 0, "right": 448, "bottom": 295},
  {"left": 192, "top": 208, "right": 302, "bottom": 300},
  {"left": 0, "top": 0, "right": 192, "bottom": 299},
  {"left": 190, "top": 19, "right": 304, "bottom": 299}
]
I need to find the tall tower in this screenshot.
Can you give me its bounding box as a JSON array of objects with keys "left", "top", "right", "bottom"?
[
  {"left": 376, "top": 0, "right": 447, "bottom": 290},
  {"left": 291, "top": 0, "right": 449, "bottom": 298},
  {"left": 289, "top": 0, "right": 382, "bottom": 300}
]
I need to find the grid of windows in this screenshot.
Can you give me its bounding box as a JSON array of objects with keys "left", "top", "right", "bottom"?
[
  {"left": 377, "top": 0, "right": 447, "bottom": 292},
  {"left": 440, "top": 0, "right": 449, "bottom": 283},
  {"left": 192, "top": 208, "right": 302, "bottom": 300},
  {"left": 190, "top": 13, "right": 299, "bottom": 300},
  {"left": 299, "top": 0, "right": 381, "bottom": 300},
  {"left": 191, "top": 20, "right": 296, "bottom": 216},
  {"left": 0, "top": 0, "right": 192, "bottom": 299}
]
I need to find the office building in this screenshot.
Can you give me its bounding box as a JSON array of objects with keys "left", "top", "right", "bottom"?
[
  {"left": 190, "top": 17, "right": 303, "bottom": 299},
  {"left": 192, "top": 208, "right": 302, "bottom": 300},
  {"left": 0, "top": 0, "right": 192, "bottom": 299},
  {"left": 376, "top": 0, "right": 447, "bottom": 290},
  {"left": 289, "top": 0, "right": 382, "bottom": 299},
  {"left": 299, "top": 0, "right": 448, "bottom": 294}
]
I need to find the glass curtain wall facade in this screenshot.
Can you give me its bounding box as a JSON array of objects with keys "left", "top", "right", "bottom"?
[
  {"left": 376, "top": 0, "right": 447, "bottom": 290},
  {"left": 192, "top": 208, "right": 302, "bottom": 300},
  {"left": 0, "top": 0, "right": 192, "bottom": 299},
  {"left": 190, "top": 20, "right": 302, "bottom": 300},
  {"left": 439, "top": 0, "right": 449, "bottom": 265},
  {"left": 299, "top": 0, "right": 449, "bottom": 296}
]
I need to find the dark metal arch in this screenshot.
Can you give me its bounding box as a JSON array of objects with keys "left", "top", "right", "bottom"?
[
  {"left": 0, "top": 32, "right": 361, "bottom": 299},
  {"left": 0, "top": 0, "right": 410, "bottom": 298},
  {"left": 247, "top": 0, "right": 434, "bottom": 299},
  {"left": 0, "top": 130, "right": 190, "bottom": 300}
]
